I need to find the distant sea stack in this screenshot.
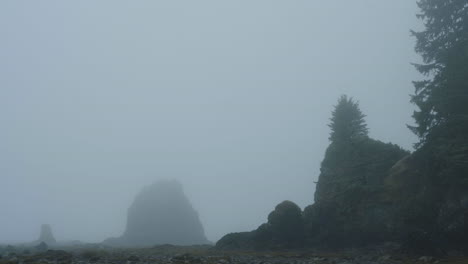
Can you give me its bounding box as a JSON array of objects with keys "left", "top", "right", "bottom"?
[
  {"left": 37, "top": 224, "right": 56, "bottom": 245},
  {"left": 104, "top": 180, "right": 209, "bottom": 247}
]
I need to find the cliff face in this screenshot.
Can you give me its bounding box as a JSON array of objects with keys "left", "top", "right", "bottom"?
[
  {"left": 308, "top": 137, "right": 468, "bottom": 251},
  {"left": 304, "top": 139, "right": 409, "bottom": 247},
  {"left": 314, "top": 139, "right": 408, "bottom": 203},
  {"left": 105, "top": 180, "right": 209, "bottom": 247},
  {"left": 384, "top": 139, "right": 468, "bottom": 251}
]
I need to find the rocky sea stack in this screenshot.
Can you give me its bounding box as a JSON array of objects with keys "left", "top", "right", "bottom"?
[
  {"left": 105, "top": 180, "right": 209, "bottom": 247},
  {"left": 216, "top": 95, "right": 468, "bottom": 253},
  {"left": 37, "top": 224, "right": 56, "bottom": 245}
]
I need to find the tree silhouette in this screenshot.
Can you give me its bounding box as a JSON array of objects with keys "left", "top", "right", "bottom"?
[
  {"left": 329, "top": 95, "right": 368, "bottom": 143},
  {"left": 410, "top": 0, "right": 468, "bottom": 147}
]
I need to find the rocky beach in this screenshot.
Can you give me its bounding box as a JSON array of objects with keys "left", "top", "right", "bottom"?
[{"left": 1, "top": 244, "right": 466, "bottom": 264}]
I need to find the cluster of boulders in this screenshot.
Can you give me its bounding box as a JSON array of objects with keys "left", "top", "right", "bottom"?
[
  {"left": 217, "top": 139, "right": 410, "bottom": 250},
  {"left": 217, "top": 201, "right": 306, "bottom": 250},
  {"left": 0, "top": 245, "right": 71, "bottom": 264},
  {"left": 217, "top": 136, "right": 468, "bottom": 255}
]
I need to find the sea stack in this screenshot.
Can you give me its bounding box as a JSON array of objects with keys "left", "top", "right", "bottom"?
[
  {"left": 104, "top": 180, "right": 209, "bottom": 247},
  {"left": 38, "top": 224, "right": 56, "bottom": 245}
]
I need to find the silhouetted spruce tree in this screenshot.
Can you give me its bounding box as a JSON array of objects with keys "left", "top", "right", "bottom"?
[
  {"left": 329, "top": 95, "right": 368, "bottom": 143},
  {"left": 409, "top": 0, "right": 468, "bottom": 147}
]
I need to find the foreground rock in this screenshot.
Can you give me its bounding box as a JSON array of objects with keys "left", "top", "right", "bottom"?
[
  {"left": 217, "top": 200, "right": 305, "bottom": 250},
  {"left": 104, "top": 180, "right": 210, "bottom": 247}
]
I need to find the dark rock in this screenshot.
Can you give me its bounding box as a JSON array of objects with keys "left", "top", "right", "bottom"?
[
  {"left": 104, "top": 180, "right": 209, "bottom": 247},
  {"left": 89, "top": 255, "right": 101, "bottom": 263},
  {"left": 217, "top": 200, "right": 304, "bottom": 250},
  {"left": 305, "top": 139, "right": 409, "bottom": 247},
  {"left": 80, "top": 249, "right": 107, "bottom": 263},
  {"left": 418, "top": 256, "right": 434, "bottom": 263},
  {"left": 314, "top": 139, "right": 408, "bottom": 204},
  {"left": 400, "top": 230, "right": 448, "bottom": 257},
  {"left": 5, "top": 245, "right": 15, "bottom": 253},
  {"left": 215, "top": 113, "right": 468, "bottom": 252},
  {"left": 171, "top": 253, "right": 202, "bottom": 264},
  {"left": 127, "top": 255, "right": 140, "bottom": 262},
  {"left": 216, "top": 232, "right": 255, "bottom": 250},
  {"left": 307, "top": 136, "right": 468, "bottom": 250},
  {"left": 251, "top": 200, "right": 305, "bottom": 249},
  {"left": 35, "top": 242, "right": 48, "bottom": 251},
  {"left": 23, "top": 250, "right": 72, "bottom": 264},
  {"left": 7, "top": 256, "right": 18, "bottom": 263},
  {"left": 44, "top": 250, "right": 72, "bottom": 262}
]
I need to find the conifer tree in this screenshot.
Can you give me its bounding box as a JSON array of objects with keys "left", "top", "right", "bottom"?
[
  {"left": 329, "top": 95, "right": 368, "bottom": 143},
  {"left": 410, "top": 0, "right": 468, "bottom": 146}
]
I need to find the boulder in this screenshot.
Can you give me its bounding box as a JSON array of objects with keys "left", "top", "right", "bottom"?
[
  {"left": 216, "top": 232, "right": 254, "bottom": 250},
  {"left": 216, "top": 200, "right": 304, "bottom": 250}
]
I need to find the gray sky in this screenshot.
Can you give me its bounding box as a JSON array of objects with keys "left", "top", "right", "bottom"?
[{"left": 1, "top": 1, "right": 420, "bottom": 243}]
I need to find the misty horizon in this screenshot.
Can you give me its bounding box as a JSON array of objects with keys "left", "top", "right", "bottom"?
[{"left": 1, "top": 1, "right": 420, "bottom": 244}]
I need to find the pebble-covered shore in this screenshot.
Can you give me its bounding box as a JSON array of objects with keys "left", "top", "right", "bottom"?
[{"left": 0, "top": 245, "right": 465, "bottom": 264}]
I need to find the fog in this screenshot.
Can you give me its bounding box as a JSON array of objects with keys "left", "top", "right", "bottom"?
[{"left": 1, "top": 1, "right": 420, "bottom": 244}]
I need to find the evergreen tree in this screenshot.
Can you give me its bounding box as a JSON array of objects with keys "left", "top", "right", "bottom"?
[
  {"left": 410, "top": 0, "right": 468, "bottom": 146},
  {"left": 329, "top": 95, "right": 368, "bottom": 143}
]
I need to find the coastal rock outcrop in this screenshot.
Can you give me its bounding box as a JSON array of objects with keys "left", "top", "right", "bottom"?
[
  {"left": 105, "top": 180, "right": 209, "bottom": 247},
  {"left": 37, "top": 224, "right": 56, "bottom": 245}
]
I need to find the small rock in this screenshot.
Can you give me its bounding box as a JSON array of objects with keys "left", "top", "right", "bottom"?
[
  {"left": 6, "top": 245, "right": 15, "bottom": 253},
  {"left": 89, "top": 255, "right": 100, "bottom": 262},
  {"left": 418, "top": 256, "right": 434, "bottom": 263},
  {"left": 35, "top": 242, "right": 48, "bottom": 251},
  {"left": 447, "top": 250, "right": 464, "bottom": 257},
  {"left": 127, "top": 255, "right": 140, "bottom": 262}
]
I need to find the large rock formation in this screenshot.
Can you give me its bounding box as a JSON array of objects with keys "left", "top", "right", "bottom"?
[
  {"left": 217, "top": 136, "right": 468, "bottom": 254},
  {"left": 105, "top": 180, "right": 209, "bottom": 247},
  {"left": 217, "top": 200, "right": 305, "bottom": 250},
  {"left": 304, "top": 136, "right": 468, "bottom": 253},
  {"left": 303, "top": 138, "right": 409, "bottom": 247},
  {"left": 37, "top": 224, "right": 56, "bottom": 245},
  {"left": 217, "top": 138, "right": 410, "bottom": 250},
  {"left": 383, "top": 138, "right": 468, "bottom": 253}
]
